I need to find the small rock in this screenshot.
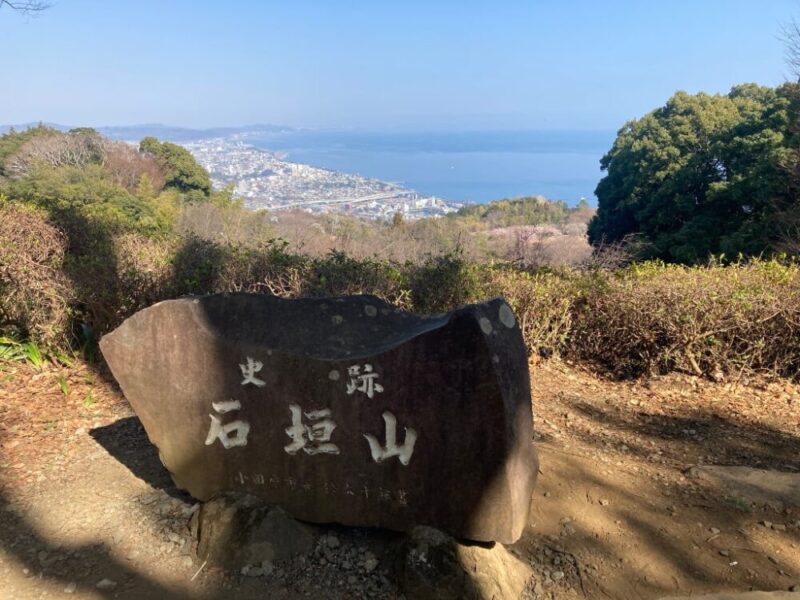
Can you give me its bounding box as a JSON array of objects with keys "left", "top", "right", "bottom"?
[
  {"left": 364, "top": 557, "right": 379, "bottom": 573},
  {"left": 709, "top": 527, "right": 720, "bottom": 534},
  {"left": 398, "top": 526, "right": 531, "bottom": 600},
  {"left": 683, "top": 466, "right": 700, "bottom": 478},
  {"left": 63, "top": 582, "right": 77, "bottom": 594},
  {"left": 347, "top": 575, "right": 358, "bottom": 585},
  {"left": 552, "top": 570, "right": 565, "bottom": 581},
  {"left": 789, "top": 584, "right": 799, "bottom": 592},
  {"left": 167, "top": 531, "right": 183, "bottom": 544},
  {"left": 599, "top": 499, "right": 610, "bottom": 506},
  {"left": 326, "top": 535, "right": 341, "bottom": 549},
  {"left": 95, "top": 579, "right": 117, "bottom": 590},
  {"left": 191, "top": 494, "right": 314, "bottom": 569},
  {"left": 240, "top": 565, "right": 250, "bottom": 576},
  {"left": 719, "top": 550, "right": 730, "bottom": 557},
  {"left": 247, "top": 567, "right": 263, "bottom": 577},
  {"left": 261, "top": 560, "right": 273, "bottom": 575},
  {"left": 761, "top": 520, "right": 773, "bottom": 528},
  {"left": 773, "top": 523, "right": 787, "bottom": 531}
]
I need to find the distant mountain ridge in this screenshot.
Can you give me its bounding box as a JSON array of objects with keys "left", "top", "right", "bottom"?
[{"left": 0, "top": 122, "right": 293, "bottom": 142}]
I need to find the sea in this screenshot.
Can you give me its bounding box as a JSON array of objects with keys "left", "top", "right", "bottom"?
[{"left": 248, "top": 130, "right": 614, "bottom": 207}]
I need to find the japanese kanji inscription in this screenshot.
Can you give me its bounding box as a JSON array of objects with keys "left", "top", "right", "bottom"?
[{"left": 100, "top": 294, "right": 538, "bottom": 543}]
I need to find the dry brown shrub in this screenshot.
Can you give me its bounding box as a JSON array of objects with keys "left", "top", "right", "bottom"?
[
  {"left": 183, "top": 205, "right": 483, "bottom": 265},
  {"left": 485, "top": 268, "right": 575, "bottom": 357},
  {"left": 113, "top": 233, "right": 176, "bottom": 312},
  {"left": 583, "top": 234, "right": 641, "bottom": 270},
  {"left": 571, "top": 261, "right": 800, "bottom": 379},
  {"left": 61, "top": 233, "right": 177, "bottom": 338},
  {"left": 545, "top": 235, "right": 593, "bottom": 266},
  {"left": 216, "top": 245, "right": 311, "bottom": 298},
  {"left": 103, "top": 141, "right": 167, "bottom": 194},
  {"left": 504, "top": 227, "right": 592, "bottom": 268},
  {"left": 5, "top": 131, "right": 104, "bottom": 178},
  {"left": 0, "top": 202, "right": 75, "bottom": 346},
  {"left": 178, "top": 203, "right": 277, "bottom": 246}
]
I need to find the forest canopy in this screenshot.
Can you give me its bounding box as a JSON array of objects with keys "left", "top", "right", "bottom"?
[{"left": 588, "top": 83, "right": 800, "bottom": 263}]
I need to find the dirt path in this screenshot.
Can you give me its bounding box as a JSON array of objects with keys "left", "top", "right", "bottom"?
[{"left": 1, "top": 359, "right": 798, "bottom": 599}]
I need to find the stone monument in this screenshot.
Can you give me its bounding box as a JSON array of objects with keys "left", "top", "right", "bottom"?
[{"left": 100, "top": 294, "right": 538, "bottom": 544}]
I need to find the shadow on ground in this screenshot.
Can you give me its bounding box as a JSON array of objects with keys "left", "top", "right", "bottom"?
[
  {"left": 90, "top": 417, "right": 194, "bottom": 502},
  {"left": 571, "top": 400, "right": 800, "bottom": 470},
  {"left": 0, "top": 434, "right": 205, "bottom": 599}
]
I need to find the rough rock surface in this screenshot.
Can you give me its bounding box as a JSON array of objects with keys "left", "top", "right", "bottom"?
[
  {"left": 100, "top": 293, "right": 538, "bottom": 543},
  {"left": 397, "top": 525, "right": 533, "bottom": 599},
  {"left": 190, "top": 492, "right": 314, "bottom": 569}
]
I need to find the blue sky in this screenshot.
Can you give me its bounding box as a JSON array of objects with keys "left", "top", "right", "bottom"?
[{"left": 0, "top": 0, "right": 795, "bottom": 130}]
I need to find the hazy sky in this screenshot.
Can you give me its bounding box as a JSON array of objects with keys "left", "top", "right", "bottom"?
[{"left": 0, "top": 0, "right": 795, "bottom": 130}]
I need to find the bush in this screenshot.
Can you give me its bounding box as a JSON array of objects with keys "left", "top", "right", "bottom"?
[
  {"left": 410, "top": 251, "right": 481, "bottom": 313},
  {"left": 485, "top": 267, "right": 576, "bottom": 358},
  {"left": 3, "top": 203, "right": 800, "bottom": 382},
  {"left": 0, "top": 201, "right": 74, "bottom": 347},
  {"left": 571, "top": 259, "right": 800, "bottom": 378}
]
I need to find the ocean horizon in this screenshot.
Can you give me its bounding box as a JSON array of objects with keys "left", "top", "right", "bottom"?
[{"left": 247, "top": 129, "right": 614, "bottom": 206}]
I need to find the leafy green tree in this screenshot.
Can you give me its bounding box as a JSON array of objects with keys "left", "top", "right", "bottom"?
[
  {"left": 588, "top": 84, "right": 795, "bottom": 263},
  {"left": 139, "top": 136, "right": 212, "bottom": 198}
]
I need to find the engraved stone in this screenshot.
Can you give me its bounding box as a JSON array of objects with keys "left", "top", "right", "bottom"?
[{"left": 100, "top": 294, "right": 538, "bottom": 543}]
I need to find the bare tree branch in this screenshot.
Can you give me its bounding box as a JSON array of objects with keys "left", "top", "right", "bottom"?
[
  {"left": 0, "top": 1, "right": 52, "bottom": 14},
  {"left": 780, "top": 19, "right": 800, "bottom": 82}
]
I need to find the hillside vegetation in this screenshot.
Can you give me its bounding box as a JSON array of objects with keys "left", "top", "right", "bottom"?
[
  {"left": 1, "top": 122, "right": 799, "bottom": 382},
  {"left": 451, "top": 195, "right": 594, "bottom": 228}
]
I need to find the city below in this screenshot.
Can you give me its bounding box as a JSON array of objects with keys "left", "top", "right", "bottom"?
[{"left": 184, "top": 138, "right": 462, "bottom": 220}]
